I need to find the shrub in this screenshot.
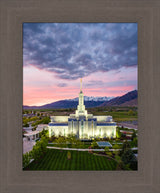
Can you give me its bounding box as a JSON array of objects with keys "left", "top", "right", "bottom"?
[
  {"left": 112, "top": 144, "right": 120, "bottom": 149},
  {"left": 91, "top": 140, "right": 100, "bottom": 149},
  {"left": 105, "top": 146, "right": 113, "bottom": 157},
  {"left": 67, "top": 151, "right": 71, "bottom": 160}
]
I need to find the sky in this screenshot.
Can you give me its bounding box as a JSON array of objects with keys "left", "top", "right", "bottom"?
[{"left": 23, "top": 23, "right": 137, "bottom": 106}]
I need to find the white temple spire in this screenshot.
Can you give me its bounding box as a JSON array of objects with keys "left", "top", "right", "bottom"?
[
  {"left": 80, "top": 78, "right": 82, "bottom": 91},
  {"left": 75, "top": 77, "right": 88, "bottom": 116}
]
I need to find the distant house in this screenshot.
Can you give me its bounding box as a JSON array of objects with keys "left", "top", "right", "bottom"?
[{"left": 24, "top": 130, "right": 40, "bottom": 141}]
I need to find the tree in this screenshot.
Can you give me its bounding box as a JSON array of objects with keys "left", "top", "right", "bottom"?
[
  {"left": 30, "top": 116, "right": 38, "bottom": 121},
  {"left": 39, "top": 129, "right": 48, "bottom": 138},
  {"left": 128, "top": 109, "right": 134, "bottom": 116},
  {"left": 131, "top": 130, "right": 137, "bottom": 141},
  {"left": 112, "top": 144, "right": 120, "bottom": 156},
  {"left": 91, "top": 141, "right": 98, "bottom": 149},
  {"left": 23, "top": 152, "right": 30, "bottom": 168},
  {"left": 132, "top": 137, "right": 138, "bottom": 147},
  {"left": 120, "top": 141, "right": 131, "bottom": 156},
  {"left": 31, "top": 145, "right": 42, "bottom": 161},
  {"left": 120, "top": 141, "right": 137, "bottom": 170},
  {"left": 23, "top": 122, "right": 29, "bottom": 127},
  {"left": 31, "top": 136, "right": 48, "bottom": 161},
  {"left": 55, "top": 136, "right": 66, "bottom": 147},
  {"left": 112, "top": 144, "right": 120, "bottom": 149},
  {"left": 121, "top": 149, "right": 137, "bottom": 170},
  {"left": 115, "top": 155, "right": 124, "bottom": 170},
  {"left": 104, "top": 146, "right": 109, "bottom": 152},
  {"left": 41, "top": 116, "right": 50, "bottom": 124},
  {"left": 25, "top": 110, "right": 29, "bottom": 114},
  {"left": 116, "top": 128, "right": 122, "bottom": 138}
]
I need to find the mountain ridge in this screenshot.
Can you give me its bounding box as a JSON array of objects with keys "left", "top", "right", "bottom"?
[
  {"left": 23, "top": 90, "right": 137, "bottom": 109},
  {"left": 101, "top": 90, "right": 137, "bottom": 107}
]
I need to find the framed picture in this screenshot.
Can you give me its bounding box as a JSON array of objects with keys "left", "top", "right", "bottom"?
[
  {"left": 0, "top": 0, "right": 160, "bottom": 193},
  {"left": 22, "top": 22, "right": 138, "bottom": 171}
]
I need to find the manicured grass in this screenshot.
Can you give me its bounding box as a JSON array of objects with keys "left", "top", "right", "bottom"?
[{"left": 24, "top": 149, "right": 117, "bottom": 170}]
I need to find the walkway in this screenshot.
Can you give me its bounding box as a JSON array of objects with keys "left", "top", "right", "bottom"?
[
  {"left": 117, "top": 123, "right": 138, "bottom": 130},
  {"left": 23, "top": 138, "right": 35, "bottom": 154},
  {"left": 47, "top": 146, "right": 138, "bottom": 151}
]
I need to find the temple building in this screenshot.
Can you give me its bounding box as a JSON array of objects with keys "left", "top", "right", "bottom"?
[{"left": 48, "top": 79, "right": 116, "bottom": 139}]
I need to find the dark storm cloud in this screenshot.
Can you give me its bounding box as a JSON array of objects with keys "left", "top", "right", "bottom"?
[{"left": 23, "top": 23, "right": 137, "bottom": 80}]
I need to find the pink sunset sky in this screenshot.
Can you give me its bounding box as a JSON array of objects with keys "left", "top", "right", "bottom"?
[{"left": 23, "top": 23, "right": 137, "bottom": 106}]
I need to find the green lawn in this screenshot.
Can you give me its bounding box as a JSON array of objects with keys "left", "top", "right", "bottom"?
[
  {"left": 23, "top": 149, "right": 117, "bottom": 170},
  {"left": 91, "top": 111, "right": 137, "bottom": 122},
  {"left": 105, "top": 112, "right": 137, "bottom": 122}
]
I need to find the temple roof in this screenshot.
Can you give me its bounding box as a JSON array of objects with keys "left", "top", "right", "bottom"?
[{"left": 97, "top": 122, "right": 116, "bottom": 126}]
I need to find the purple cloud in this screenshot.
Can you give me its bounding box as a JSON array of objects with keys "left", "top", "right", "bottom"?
[{"left": 23, "top": 23, "right": 137, "bottom": 80}]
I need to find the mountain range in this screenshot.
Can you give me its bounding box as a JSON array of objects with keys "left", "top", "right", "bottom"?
[
  {"left": 101, "top": 90, "right": 137, "bottom": 107},
  {"left": 23, "top": 90, "right": 137, "bottom": 109},
  {"left": 67, "top": 96, "right": 114, "bottom": 102}
]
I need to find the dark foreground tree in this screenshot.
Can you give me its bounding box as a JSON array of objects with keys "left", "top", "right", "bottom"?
[{"left": 121, "top": 149, "right": 137, "bottom": 170}]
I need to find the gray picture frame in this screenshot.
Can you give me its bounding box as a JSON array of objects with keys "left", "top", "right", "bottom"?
[{"left": 0, "top": 0, "right": 160, "bottom": 193}]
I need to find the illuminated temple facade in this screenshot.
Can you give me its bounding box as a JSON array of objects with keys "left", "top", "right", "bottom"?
[{"left": 48, "top": 79, "right": 116, "bottom": 139}]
